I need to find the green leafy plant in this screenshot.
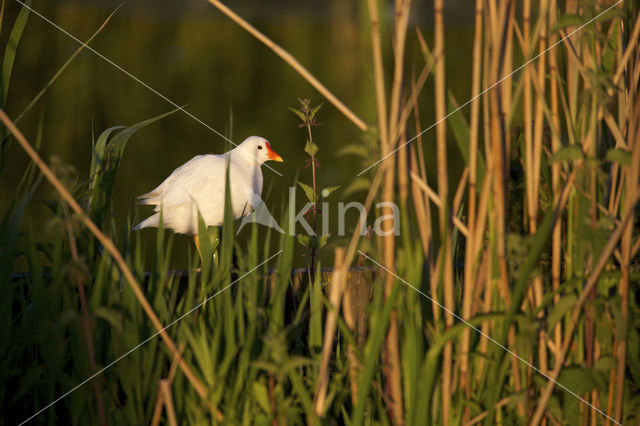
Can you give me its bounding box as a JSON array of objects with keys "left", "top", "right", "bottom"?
[{"left": 289, "top": 98, "right": 338, "bottom": 269}]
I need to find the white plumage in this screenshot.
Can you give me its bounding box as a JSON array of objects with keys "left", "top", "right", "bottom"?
[{"left": 134, "top": 136, "right": 283, "bottom": 235}]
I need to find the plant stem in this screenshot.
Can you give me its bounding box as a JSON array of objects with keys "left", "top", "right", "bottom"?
[
  {"left": 433, "top": 0, "right": 454, "bottom": 422},
  {"left": 460, "top": 0, "right": 483, "bottom": 414},
  {"left": 548, "top": 0, "right": 563, "bottom": 367},
  {"left": 304, "top": 106, "right": 318, "bottom": 274}
]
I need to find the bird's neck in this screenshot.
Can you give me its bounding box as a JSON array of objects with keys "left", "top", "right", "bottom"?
[{"left": 230, "top": 149, "right": 261, "bottom": 167}]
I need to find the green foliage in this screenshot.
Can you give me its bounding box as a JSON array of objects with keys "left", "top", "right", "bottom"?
[
  {"left": 304, "top": 140, "right": 318, "bottom": 157},
  {"left": 297, "top": 181, "right": 316, "bottom": 203},
  {"left": 0, "top": 0, "right": 31, "bottom": 158},
  {"left": 605, "top": 148, "right": 631, "bottom": 166},
  {"left": 320, "top": 185, "right": 339, "bottom": 199},
  {"left": 88, "top": 109, "right": 178, "bottom": 230},
  {"left": 549, "top": 145, "right": 584, "bottom": 163},
  {"left": 0, "top": 0, "right": 31, "bottom": 107},
  {"left": 287, "top": 106, "right": 307, "bottom": 123},
  {"left": 290, "top": 98, "right": 337, "bottom": 266}
]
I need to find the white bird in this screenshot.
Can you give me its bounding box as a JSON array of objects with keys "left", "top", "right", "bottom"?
[{"left": 133, "top": 136, "right": 283, "bottom": 253}]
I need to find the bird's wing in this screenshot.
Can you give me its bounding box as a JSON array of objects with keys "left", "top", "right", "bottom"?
[{"left": 138, "top": 154, "right": 227, "bottom": 208}]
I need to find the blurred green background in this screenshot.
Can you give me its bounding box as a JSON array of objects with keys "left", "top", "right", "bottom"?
[{"left": 1, "top": 0, "right": 474, "bottom": 268}]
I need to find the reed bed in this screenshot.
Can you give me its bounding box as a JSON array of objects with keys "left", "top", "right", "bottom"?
[{"left": 1, "top": 0, "right": 640, "bottom": 425}]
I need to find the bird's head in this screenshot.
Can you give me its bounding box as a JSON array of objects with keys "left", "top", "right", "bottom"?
[{"left": 237, "top": 136, "right": 284, "bottom": 165}]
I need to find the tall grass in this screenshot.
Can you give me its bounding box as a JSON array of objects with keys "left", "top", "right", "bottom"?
[{"left": 1, "top": 0, "right": 640, "bottom": 425}]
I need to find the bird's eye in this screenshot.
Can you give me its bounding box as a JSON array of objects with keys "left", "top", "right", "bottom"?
[{"left": 258, "top": 145, "right": 263, "bottom": 150}]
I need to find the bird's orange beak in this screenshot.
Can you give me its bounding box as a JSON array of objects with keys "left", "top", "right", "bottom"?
[{"left": 265, "top": 141, "right": 284, "bottom": 162}]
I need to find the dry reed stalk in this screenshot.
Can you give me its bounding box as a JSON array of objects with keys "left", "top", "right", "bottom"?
[
  {"left": 482, "top": 18, "right": 492, "bottom": 170},
  {"left": 581, "top": 37, "right": 600, "bottom": 420},
  {"left": 605, "top": 343, "right": 618, "bottom": 426},
  {"left": 152, "top": 341, "right": 187, "bottom": 426},
  {"left": 151, "top": 386, "right": 165, "bottom": 426},
  {"left": 473, "top": 139, "right": 495, "bottom": 385},
  {"left": 0, "top": 108, "right": 223, "bottom": 421},
  {"left": 523, "top": 0, "right": 534, "bottom": 231},
  {"left": 460, "top": 14, "right": 480, "bottom": 391},
  {"left": 408, "top": 71, "right": 431, "bottom": 258},
  {"left": 205, "top": 0, "right": 367, "bottom": 132},
  {"left": 472, "top": 8, "right": 496, "bottom": 271},
  {"left": 603, "top": 113, "right": 627, "bottom": 156},
  {"left": 471, "top": 168, "right": 493, "bottom": 267},
  {"left": 469, "top": 249, "right": 488, "bottom": 318},
  {"left": 556, "top": 63, "right": 577, "bottom": 148},
  {"left": 488, "top": 0, "right": 512, "bottom": 307},
  {"left": 614, "top": 11, "right": 627, "bottom": 181},
  {"left": 558, "top": 32, "right": 591, "bottom": 82},
  {"left": 410, "top": 75, "right": 438, "bottom": 327},
  {"left": 632, "top": 236, "right": 640, "bottom": 257},
  {"left": 460, "top": 0, "right": 484, "bottom": 392},
  {"left": 363, "top": 0, "right": 392, "bottom": 350},
  {"left": 151, "top": 388, "right": 164, "bottom": 426},
  {"left": 532, "top": 1, "right": 548, "bottom": 207},
  {"left": 611, "top": 173, "right": 625, "bottom": 216},
  {"left": 612, "top": 11, "right": 640, "bottom": 87},
  {"left": 160, "top": 380, "right": 178, "bottom": 426},
  {"left": 433, "top": 0, "right": 455, "bottom": 421},
  {"left": 398, "top": 114, "right": 409, "bottom": 204},
  {"left": 487, "top": 0, "right": 499, "bottom": 52},
  {"left": 501, "top": 1, "right": 515, "bottom": 162},
  {"left": 548, "top": 0, "right": 563, "bottom": 365},
  {"left": 410, "top": 172, "right": 470, "bottom": 238},
  {"left": 462, "top": 0, "right": 483, "bottom": 376},
  {"left": 391, "top": 31, "right": 436, "bottom": 147},
  {"left": 475, "top": 247, "right": 494, "bottom": 384},
  {"left": 362, "top": 5, "right": 398, "bottom": 420},
  {"left": 608, "top": 118, "right": 622, "bottom": 213},
  {"left": 313, "top": 248, "right": 347, "bottom": 416},
  {"left": 388, "top": 0, "right": 411, "bottom": 146},
  {"left": 531, "top": 187, "right": 640, "bottom": 425},
  {"left": 414, "top": 101, "right": 429, "bottom": 186},
  {"left": 405, "top": 175, "right": 455, "bottom": 222},
  {"left": 532, "top": 0, "right": 550, "bottom": 380},
  {"left": 488, "top": 0, "right": 525, "bottom": 418},
  {"left": 614, "top": 70, "right": 640, "bottom": 425},
  {"left": 382, "top": 91, "right": 403, "bottom": 426},
  {"left": 463, "top": 396, "right": 511, "bottom": 426},
  {"left": 521, "top": 65, "right": 564, "bottom": 145},
  {"left": 367, "top": 0, "right": 406, "bottom": 420},
  {"left": 366, "top": 0, "right": 389, "bottom": 150},
  {"left": 565, "top": 0, "right": 579, "bottom": 130},
  {"left": 409, "top": 145, "right": 430, "bottom": 256}
]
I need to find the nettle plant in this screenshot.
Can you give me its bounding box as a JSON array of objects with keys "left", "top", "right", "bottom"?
[{"left": 289, "top": 98, "right": 339, "bottom": 267}]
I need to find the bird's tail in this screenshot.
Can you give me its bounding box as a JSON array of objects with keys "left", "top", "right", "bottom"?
[{"left": 133, "top": 214, "right": 159, "bottom": 231}]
